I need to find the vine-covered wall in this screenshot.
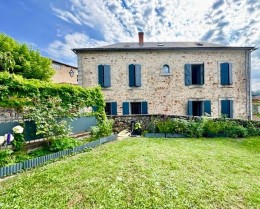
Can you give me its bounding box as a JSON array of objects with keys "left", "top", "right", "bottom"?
[{"left": 0, "top": 72, "right": 106, "bottom": 121}]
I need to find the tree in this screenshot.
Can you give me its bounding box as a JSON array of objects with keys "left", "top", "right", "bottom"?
[{"left": 0, "top": 33, "right": 55, "bottom": 81}]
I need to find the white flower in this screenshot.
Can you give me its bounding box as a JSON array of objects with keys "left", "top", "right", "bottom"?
[
  {"left": 12, "top": 125, "right": 24, "bottom": 134},
  {"left": 4, "top": 134, "right": 14, "bottom": 142},
  {"left": 0, "top": 136, "right": 5, "bottom": 144}
]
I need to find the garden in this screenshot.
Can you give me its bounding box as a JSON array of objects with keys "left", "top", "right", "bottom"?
[{"left": 0, "top": 33, "right": 260, "bottom": 208}]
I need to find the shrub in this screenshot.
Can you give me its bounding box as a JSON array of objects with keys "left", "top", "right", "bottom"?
[
  {"left": 171, "top": 119, "right": 188, "bottom": 134},
  {"left": 157, "top": 119, "right": 173, "bottom": 133},
  {"left": 185, "top": 120, "right": 204, "bottom": 138},
  {"left": 245, "top": 122, "right": 260, "bottom": 136},
  {"left": 0, "top": 149, "right": 14, "bottom": 167},
  {"left": 223, "top": 121, "right": 248, "bottom": 138},
  {"left": 49, "top": 137, "right": 79, "bottom": 151},
  {"left": 145, "top": 117, "right": 159, "bottom": 133},
  {"left": 90, "top": 119, "right": 114, "bottom": 139}
]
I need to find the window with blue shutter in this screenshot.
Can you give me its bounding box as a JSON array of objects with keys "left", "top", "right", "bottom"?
[
  {"left": 221, "top": 100, "right": 233, "bottom": 118},
  {"left": 105, "top": 102, "right": 117, "bottom": 115},
  {"left": 220, "top": 62, "right": 232, "bottom": 85},
  {"left": 185, "top": 63, "right": 204, "bottom": 85},
  {"left": 123, "top": 102, "right": 129, "bottom": 115},
  {"left": 141, "top": 101, "right": 148, "bottom": 114},
  {"left": 129, "top": 64, "right": 142, "bottom": 87},
  {"left": 204, "top": 100, "right": 211, "bottom": 116},
  {"left": 98, "top": 64, "right": 111, "bottom": 87},
  {"left": 187, "top": 100, "right": 211, "bottom": 116},
  {"left": 123, "top": 101, "right": 148, "bottom": 115}
]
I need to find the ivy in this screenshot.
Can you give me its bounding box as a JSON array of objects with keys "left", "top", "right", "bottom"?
[{"left": 0, "top": 72, "right": 106, "bottom": 121}]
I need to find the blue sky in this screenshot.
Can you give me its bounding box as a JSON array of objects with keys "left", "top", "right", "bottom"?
[{"left": 0, "top": 0, "right": 259, "bottom": 89}]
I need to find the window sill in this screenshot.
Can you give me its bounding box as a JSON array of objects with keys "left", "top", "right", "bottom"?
[
  {"left": 160, "top": 73, "right": 172, "bottom": 76},
  {"left": 128, "top": 87, "right": 143, "bottom": 90},
  {"left": 101, "top": 87, "right": 113, "bottom": 91},
  {"left": 218, "top": 85, "right": 234, "bottom": 88},
  {"left": 188, "top": 85, "right": 204, "bottom": 89}
]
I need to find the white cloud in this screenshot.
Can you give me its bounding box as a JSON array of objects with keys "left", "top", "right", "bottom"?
[{"left": 49, "top": 0, "right": 260, "bottom": 89}]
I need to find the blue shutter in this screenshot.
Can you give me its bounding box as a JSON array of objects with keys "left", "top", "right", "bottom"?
[
  {"left": 204, "top": 100, "right": 211, "bottom": 116},
  {"left": 221, "top": 100, "right": 230, "bottom": 118},
  {"left": 141, "top": 101, "right": 148, "bottom": 114},
  {"left": 184, "top": 64, "right": 192, "bottom": 85},
  {"left": 103, "top": 65, "right": 111, "bottom": 87},
  {"left": 187, "top": 101, "right": 193, "bottom": 115},
  {"left": 122, "top": 102, "right": 129, "bottom": 115},
  {"left": 229, "top": 100, "right": 233, "bottom": 118},
  {"left": 228, "top": 63, "right": 233, "bottom": 85},
  {"left": 199, "top": 64, "right": 204, "bottom": 85},
  {"left": 135, "top": 64, "right": 142, "bottom": 87},
  {"left": 220, "top": 63, "right": 229, "bottom": 85},
  {"left": 98, "top": 65, "right": 104, "bottom": 87},
  {"left": 129, "top": 64, "right": 135, "bottom": 87},
  {"left": 111, "top": 102, "right": 117, "bottom": 115}
]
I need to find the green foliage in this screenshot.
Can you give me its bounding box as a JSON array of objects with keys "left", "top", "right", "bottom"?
[
  {"left": 171, "top": 119, "right": 188, "bottom": 134},
  {"left": 223, "top": 121, "right": 248, "bottom": 138},
  {"left": 134, "top": 122, "right": 142, "bottom": 130},
  {"left": 145, "top": 117, "right": 159, "bottom": 133},
  {"left": 185, "top": 120, "right": 204, "bottom": 138},
  {"left": 49, "top": 137, "right": 79, "bottom": 152},
  {"left": 90, "top": 119, "right": 114, "bottom": 139},
  {"left": 0, "top": 149, "right": 14, "bottom": 167},
  {"left": 0, "top": 72, "right": 106, "bottom": 121},
  {"left": 24, "top": 97, "right": 75, "bottom": 142},
  {"left": 245, "top": 122, "right": 260, "bottom": 136},
  {"left": 157, "top": 119, "right": 173, "bottom": 133},
  {"left": 203, "top": 119, "right": 225, "bottom": 135},
  {"left": 0, "top": 33, "right": 55, "bottom": 81},
  {"left": 13, "top": 133, "right": 25, "bottom": 151}
]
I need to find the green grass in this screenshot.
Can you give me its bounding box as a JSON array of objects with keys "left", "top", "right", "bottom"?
[{"left": 0, "top": 137, "right": 259, "bottom": 209}]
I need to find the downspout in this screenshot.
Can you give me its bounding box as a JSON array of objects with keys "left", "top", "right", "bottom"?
[{"left": 246, "top": 50, "right": 252, "bottom": 120}]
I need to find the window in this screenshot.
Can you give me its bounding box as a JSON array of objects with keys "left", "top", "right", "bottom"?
[
  {"left": 122, "top": 101, "right": 148, "bottom": 115},
  {"left": 129, "top": 64, "right": 141, "bottom": 87},
  {"left": 105, "top": 102, "right": 117, "bottom": 115},
  {"left": 221, "top": 100, "right": 233, "bottom": 118},
  {"left": 185, "top": 63, "right": 204, "bottom": 85},
  {"left": 162, "top": 64, "right": 170, "bottom": 74},
  {"left": 187, "top": 100, "right": 211, "bottom": 116},
  {"left": 220, "top": 62, "right": 232, "bottom": 85},
  {"left": 98, "top": 64, "right": 111, "bottom": 88}
]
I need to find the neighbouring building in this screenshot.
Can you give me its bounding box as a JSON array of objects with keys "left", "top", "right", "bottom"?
[
  {"left": 51, "top": 60, "right": 78, "bottom": 85},
  {"left": 73, "top": 32, "right": 256, "bottom": 119}
]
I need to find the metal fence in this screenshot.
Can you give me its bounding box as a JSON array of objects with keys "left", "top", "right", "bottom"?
[{"left": 0, "top": 135, "right": 117, "bottom": 178}]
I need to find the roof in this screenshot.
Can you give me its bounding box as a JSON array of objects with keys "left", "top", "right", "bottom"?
[
  {"left": 72, "top": 41, "right": 256, "bottom": 53},
  {"left": 51, "top": 59, "right": 78, "bottom": 69}
]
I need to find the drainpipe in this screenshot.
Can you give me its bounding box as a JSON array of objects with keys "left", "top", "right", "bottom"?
[{"left": 246, "top": 50, "right": 252, "bottom": 120}]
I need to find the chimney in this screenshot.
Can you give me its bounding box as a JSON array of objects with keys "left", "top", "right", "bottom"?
[{"left": 138, "top": 32, "right": 144, "bottom": 45}]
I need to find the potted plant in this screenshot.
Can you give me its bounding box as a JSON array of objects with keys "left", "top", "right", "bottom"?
[{"left": 133, "top": 122, "right": 142, "bottom": 135}]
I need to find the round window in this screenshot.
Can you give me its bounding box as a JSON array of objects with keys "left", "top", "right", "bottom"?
[{"left": 162, "top": 64, "right": 170, "bottom": 74}]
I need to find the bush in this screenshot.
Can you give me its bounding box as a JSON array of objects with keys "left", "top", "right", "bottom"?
[
  {"left": 245, "top": 122, "right": 260, "bottom": 136},
  {"left": 223, "top": 121, "right": 248, "bottom": 138},
  {"left": 0, "top": 149, "right": 14, "bottom": 167},
  {"left": 49, "top": 137, "right": 79, "bottom": 151},
  {"left": 157, "top": 119, "right": 173, "bottom": 133},
  {"left": 171, "top": 119, "right": 188, "bottom": 134},
  {"left": 185, "top": 120, "right": 204, "bottom": 138},
  {"left": 145, "top": 117, "right": 159, "bottom": 133},
  {"left": 90, "top": 119, "right": 114, "bottom": 139}
]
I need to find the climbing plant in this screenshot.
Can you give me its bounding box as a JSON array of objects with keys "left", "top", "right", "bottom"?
[{"left": 0, "top": 72, "right": 106, "bottom": 121}]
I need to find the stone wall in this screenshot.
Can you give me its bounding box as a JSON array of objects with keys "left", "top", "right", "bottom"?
[
  {"left": 109, "top": 115, "right": 260, "bottom": 133},
  {"left": 78, "top": 49, "right": 250, "bottom": 119},
  {"left": 51, "top": 63, "right": 78, "bottom": 85}
]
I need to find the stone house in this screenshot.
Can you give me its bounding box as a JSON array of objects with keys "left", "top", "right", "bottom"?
[
  {"left": 73, "top": 32, "right": 256, "bottom": 119},
  {"left": 51, "top": 59, "right": 78, "bottom": 85}
]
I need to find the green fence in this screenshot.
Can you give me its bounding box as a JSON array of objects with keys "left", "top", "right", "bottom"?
[
  {"left": 0, "top": 116, "right": 97, "bottom": 141},
  {"left": 0, "top": 135, "right": 117, "bottom": 178}
]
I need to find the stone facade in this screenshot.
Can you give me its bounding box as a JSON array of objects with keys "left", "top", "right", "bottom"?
[
  {"left": 76, "top": 48, "right": 252, "bottom": 120},
  {"left": 51, "top": 60, "right": 78, "bottom": 85}
]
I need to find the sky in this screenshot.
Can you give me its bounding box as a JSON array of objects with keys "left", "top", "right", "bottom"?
[{"left": 0, "top": 0, "right": 259, "bottom": 89}]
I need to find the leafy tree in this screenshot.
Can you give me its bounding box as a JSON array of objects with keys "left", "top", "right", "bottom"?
[{"left": 0, "top": 33, "right": 55, "bottom": 81}]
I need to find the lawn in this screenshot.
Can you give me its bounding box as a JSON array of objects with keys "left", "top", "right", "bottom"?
[{"left": 0, "top": 137, "right": 259, "bottom": 209}]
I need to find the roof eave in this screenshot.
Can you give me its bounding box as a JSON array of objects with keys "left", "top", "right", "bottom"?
[{"left": 72, "top": 46, "right": 256, "bottom": 53}]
